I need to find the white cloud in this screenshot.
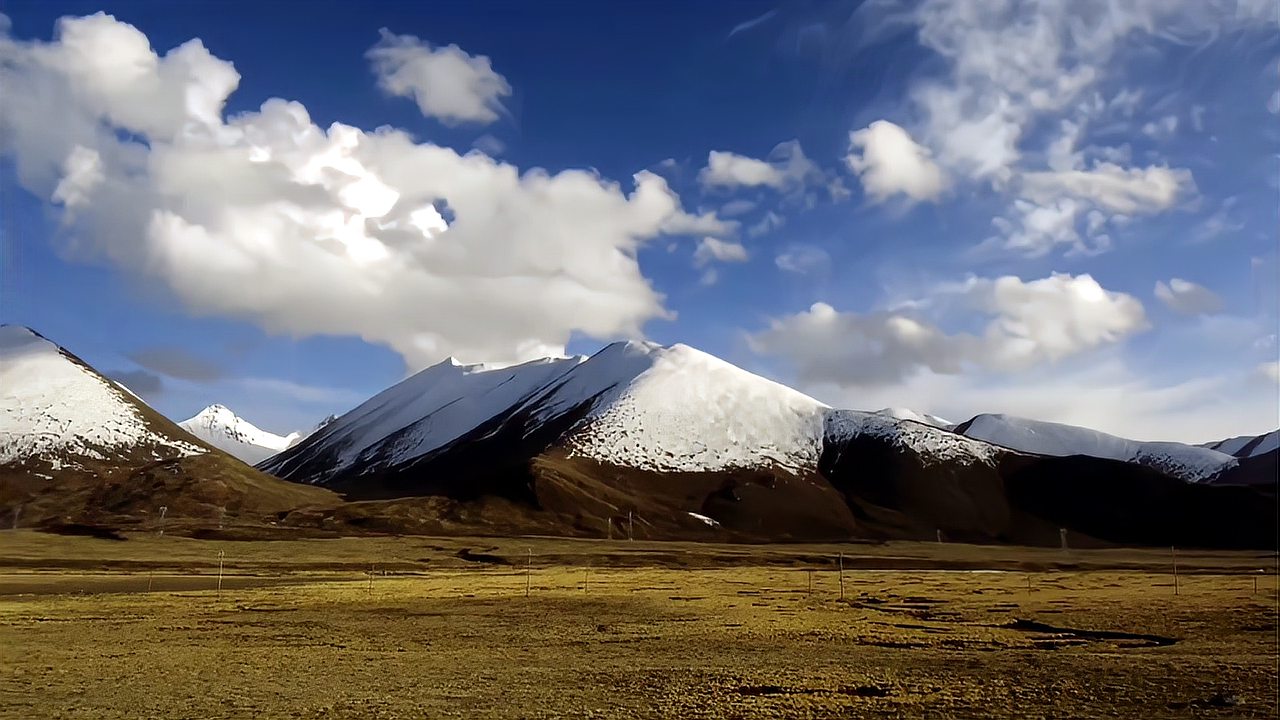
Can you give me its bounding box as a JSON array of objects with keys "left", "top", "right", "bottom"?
[
  {"left": 1141, "top": 114, "right": 1179, "bottom": 140},
  {"left": 51, "top": 144, "right": 102, "bottom": 209},
  {"left": 700, "top": 151, "right": 782, "bottom": 189},
  {"left": 693, "top": 236, "right": 748, "bottom": 267},
  {"left": 749, "top": 273, "right": 1147, "bottom": 386},
  {"left": 1155, "top": 278, "right": 1225, "bottom": 316},
  {"left": 906, "top": 0, "right": 1268, "bottom": 184},
  {"left": 775, "top": 244, "right": 830, "bottom": 275},
  {"left": 986, "top": 163, "right": 1195, "bottom": 256},
  {"left": 698, "top": 140, "right": 824, "bottom": 193},
  {"left": 0, "top": 13, "right": 727, "bottom": 370},
  {"left": 858, "top": 0, "right": 1270, "bottom": 257},
  {"left": 366, "top": 28, "right": 510, "bottom": 126},
  {"left": 845, "top": 120, "right": 948, "bottom": 203},
  {"left": 1020, "top": 163, "right": 1193, "bottom": 215}
]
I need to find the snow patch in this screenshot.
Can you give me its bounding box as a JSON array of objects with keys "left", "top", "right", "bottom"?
[
  {"left": 873, "top": 407, "right": 954, "bottom": 430},
  {"left": 826, "top": 410, "right": 999, "bottom": 466},
  {"left": 558, "top": 342, "right": 829, "bottom": 472},
  {"left": 687, "top": 511, "right": 721, "bottom": 528}
]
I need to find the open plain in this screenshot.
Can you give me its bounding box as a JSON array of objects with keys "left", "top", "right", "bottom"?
[{"left": 0, "top": 531, "right": 1277, "bottom": 719}]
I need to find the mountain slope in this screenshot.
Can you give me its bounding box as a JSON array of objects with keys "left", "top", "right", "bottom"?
[
  {"left": 955, "top": 413, "right": 1237, "bottom": 483},
  {"left": 1201, "top": 431, "right": 1279, "bottom": 459},
  {"left": 0, "top": 326, "right": 338, "bottom": 529},
  {"left": 179, "top": 404, "right": 298, "bottom": 464},
  {"left": 1, "top": 326, "right": 203, "bottom": 465}
]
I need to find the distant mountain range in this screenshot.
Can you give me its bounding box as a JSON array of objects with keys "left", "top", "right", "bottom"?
[
  {"left": 2, "top": 326, "right": 1274, "bottom": 546},
  {"left": 260, "top": 338, "right": 1276, "bottom": 547}
]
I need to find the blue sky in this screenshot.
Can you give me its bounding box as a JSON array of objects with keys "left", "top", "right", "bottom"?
[{"left": 0, "top": 0, "right": 1276, "bottom": 441}]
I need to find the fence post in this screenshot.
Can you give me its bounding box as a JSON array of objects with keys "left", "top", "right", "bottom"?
[
  {"left": 1171, "top": 546, "right": 1179, "bottom": 595},
  {"left": 525, "top": 548, "right": 532, "bottom": 597},
  {"left": 838, "top": 552, "right": 845, "bottom": 601}
]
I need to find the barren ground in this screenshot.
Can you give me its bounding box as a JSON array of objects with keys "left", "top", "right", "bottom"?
[{"left": 0, "top": 531, "right": 1276, "bottom": 719}]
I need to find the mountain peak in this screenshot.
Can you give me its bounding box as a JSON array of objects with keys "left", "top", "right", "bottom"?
[
  {"left": 0, "top": 325, "right": 203, "bottom": 465},
  {"left": 179, "top": 404, "right": 295, "bottom": 465}
]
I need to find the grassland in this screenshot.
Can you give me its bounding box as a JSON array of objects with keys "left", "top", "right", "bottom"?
[{"left": 1, "top": 531, "right": 1277, "bottom": 718}]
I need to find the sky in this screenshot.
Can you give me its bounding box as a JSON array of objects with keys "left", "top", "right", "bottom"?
[{"left": 0, "top": 0, "right": 1276, "bottom": 443}]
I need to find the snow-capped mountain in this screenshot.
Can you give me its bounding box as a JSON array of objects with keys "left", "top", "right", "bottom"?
[
  {"left": 179, "top": 404, "right": 299, "bottom": 465},
  {"left": 0, "top": 325, "right": 338, "bottom": 528},
  {"left": 263, "top": 341, "right": 829, "bottom": 482},
  {"left": 0, "top": 325, "right": 202, "bottom": 466},
  {"left": 538, "top": 341, "right": 827, "bottom": 473},
  {"left": 1201, "top": 431, "right": 1279, "bottom": 459},
  {"left": 955, "top": 414, "right": 1237, "bottom": 483},
  {"left": 873, "top": 407, "right": 954, "bottom": 430}
]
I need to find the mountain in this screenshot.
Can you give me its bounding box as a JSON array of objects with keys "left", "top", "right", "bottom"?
[
  {"left": 1198, "top": 431, "right": 1279, "bottom": 487},
  {"left": 263, "top": 341, "right": 829, "bottom": 486},
  {"left": 954, "top": 413, "right": 1237, "bottom": 483},
  {"left": 179, "top": 404, "right": 299, "bottom": 464},
  {"left": 873, "top": 407, "right": 954, "bottom": 429},
  {"left": 0, "top": 326, "right": 337, "bottom": 529},
  {"left": 265, "top": 341, "right": 1275, "bottom": 548},
  {"left": 1201, "top": 431, "right": 1279, "bottom": 458}
]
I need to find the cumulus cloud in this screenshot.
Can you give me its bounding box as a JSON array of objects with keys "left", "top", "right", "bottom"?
[
  {"left": 845, "top": 120, "right": 947, "bottom": 203},
  {"left": 1154, "top": 278, "right": 1225, "bottom": 316},
  {"left": 366, "top": 28, "right": 511, "bottom": 126},
  {"left": 693, "top": 237, "right": 748, "bottom": 267},
  {"left": 0, "top": 14, "right": 726, "bottom": 369},
  {"left": 749, "top": 273, "right": 1147, "bottom": 386}
]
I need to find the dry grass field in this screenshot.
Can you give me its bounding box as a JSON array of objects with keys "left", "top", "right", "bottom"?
[{"left": 0, "top": 531, "right": 1276, "bottom": 719}]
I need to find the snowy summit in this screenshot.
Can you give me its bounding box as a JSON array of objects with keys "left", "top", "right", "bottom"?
[{"left": 179, "top": 404, "right": 300, "bottom": 465}]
